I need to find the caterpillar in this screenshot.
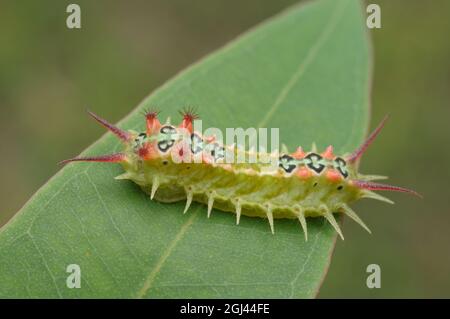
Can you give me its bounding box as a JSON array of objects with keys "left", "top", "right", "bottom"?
[{"left": 61, "top": 109, "right": 420, "bottom": 240}]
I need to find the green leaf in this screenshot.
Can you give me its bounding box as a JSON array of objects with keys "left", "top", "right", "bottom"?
[{"left": 0, "top": 0, "right": 370, "bottom": 298}]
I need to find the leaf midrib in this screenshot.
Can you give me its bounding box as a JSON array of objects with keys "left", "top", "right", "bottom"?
[
  {"left": 257, "top": 0, "right": 347, "bottom": 128},
  {"left": 137, "top": 210, "right": 200, "bottom": 298}
]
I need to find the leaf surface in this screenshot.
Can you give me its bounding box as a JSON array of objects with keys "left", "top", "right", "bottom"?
[{"left": 0, "top": 0, "right": 370, "bottom": 298}]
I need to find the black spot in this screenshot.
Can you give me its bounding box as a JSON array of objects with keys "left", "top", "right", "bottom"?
[
  {"left": 278, "top": 154, "right": 297, "bottom": 173},
  {"left": 135, "top": 132, "right": 147, "bottom": 143},
  {"left": 158, "top": 126, "right": 176, "bottom": 152},
  {"left": 210, "top": 143, "right": 225, "bottom": 161},
  {"left": 160, "top": 126, "right": 176, "bottom": 134},
  {"left": 162, "top": 160, "right": 168, "bottom": 165},
  {"left": 157, "top": 139, "right": 174, "bottom": 152},
  {"left": 337, "top": 185, "right": 343, "bottom": 190},
  {"left": 334, "top": 157, "right": 349, "bottom": 178},
  {"left": 313, "top": 182, "right": 318, "bottom": 187},
  {"left": 190, "top": 133, "right": 203, "bottom": 154},
  {"left": 305, "top": 153, "right": 325, "bottom": 174}
]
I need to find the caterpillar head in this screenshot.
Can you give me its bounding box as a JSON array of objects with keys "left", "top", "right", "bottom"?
[
  {"left": 134, "top": 107, "right": 199, "bottom": 160},
  {"left": 60, "top": 109, "right": 199, "bottom": 164}
]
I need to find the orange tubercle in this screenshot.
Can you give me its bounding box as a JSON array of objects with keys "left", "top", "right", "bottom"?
[
  {"left": 205, "top": 135, "right": 216, "bottom": 143},
  {"left": 179, "top": 109, "right": 199, "bottom": 133},
  {"left": 326, "top": 169, "right": 342, "bottom": 183},
  {"left": 180, "top": 118, "right": 193, "bottom": 133},
  {"left": 146, "top": 112, "right": 161, "bottom": 135},
  {"left": 322, "top": 145, "right": 335, "bottom": 160},
  {"left": 291, "top": 147, "right": 305, "bottom": 159},
  {"left": 138, "top": 142, "right": 158, "bottom": 160},
  {"left": 202, "top": 152, "right": 213, "bottom": 165},
  {"left": 296, "top": 167, "right": 312, "bottom": 180}
]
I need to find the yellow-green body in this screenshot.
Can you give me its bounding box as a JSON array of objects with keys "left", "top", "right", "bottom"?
[{"left": 63, "top": 112, "right": 417, "bottom": 241}]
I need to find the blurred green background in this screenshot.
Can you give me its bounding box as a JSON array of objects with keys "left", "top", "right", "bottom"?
[{"left": 0, "top": 0, "right": 449, "bottom": 298}]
